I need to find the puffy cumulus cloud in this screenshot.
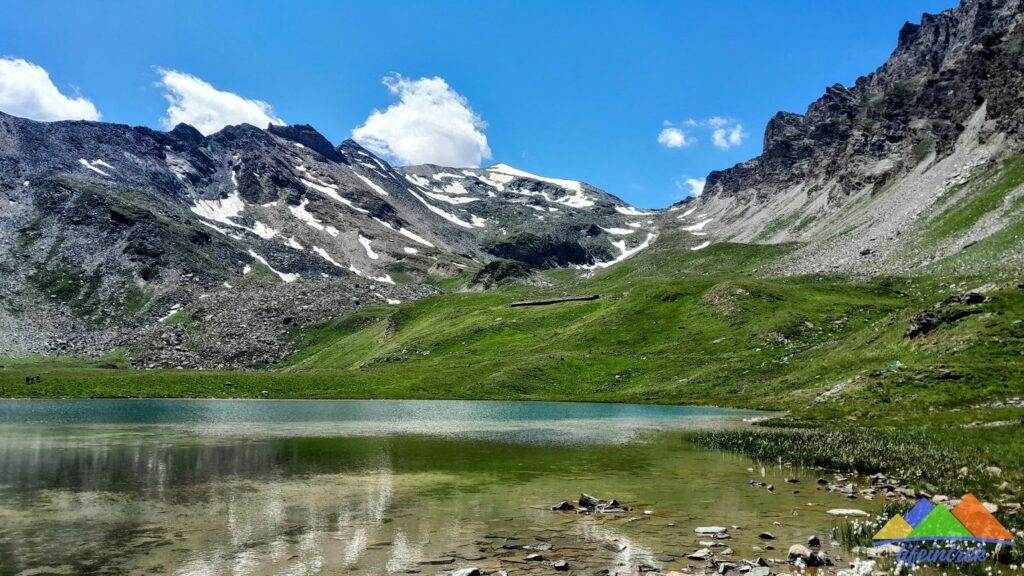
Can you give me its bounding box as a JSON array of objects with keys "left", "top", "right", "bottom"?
[
  {"left": 678, "top": 116, "right": 745, "bottom": 150},
  {"left": 712, "top": 124, "right": 745, "bottom": 150},
  {"left": 353, "top": 74, "right": 491, "bottom": 167},
  {"left": 675, "top": 176, "right": 706, "bottom": 197},
  {"left": 0, "top": 58, "right": 100, "bottom": 121},
  {"left": 657, "top": 126, "right": 693, "bottom": 149},
  {"left": 157, "top": 69, "right": 284, "bottom": 135}
]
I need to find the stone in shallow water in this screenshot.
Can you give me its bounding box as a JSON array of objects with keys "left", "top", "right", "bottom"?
[
  {"left": 419, "top": 557, "right": 456, "bottom": 565},
  {"left": 827, "top": 508, "right": 868, "bottom": 517},
  {"left": 694, "top": 526, "right": 728, "bottom": 535},
  {"left": 601, "top": 541, "right": 626, "bottom": 553},
  {"left": 688, "top": 547, "right": 712, "bottom": 560},
  {"left": 789, "top": 544, "right": 812, "bottom": 560}
]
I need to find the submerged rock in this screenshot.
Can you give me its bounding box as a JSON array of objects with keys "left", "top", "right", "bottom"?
[
  {"left": 827, "top": 508, "right": 869, "bottom": 517},
  {"left": 688, "top": 547, "right": 713, "bottom": 560}
]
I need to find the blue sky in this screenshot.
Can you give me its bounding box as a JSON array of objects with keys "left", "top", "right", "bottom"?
[{"left": 1, "top": 0, "right": 956, "bottom": 208}]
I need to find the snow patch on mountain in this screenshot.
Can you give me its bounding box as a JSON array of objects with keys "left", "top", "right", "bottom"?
[
  {"left": 681, "top": 218, "right": 713, "bottom": 232},
  {"left": 408, "top": 189, "right": 476, "bottom": 229},
  {"left": 359, "top": 235, "right": 379, "bottom": 260},
  {"left": 487, "top": 163, "right": 583, "bottom": 193},
  {"left": 289, "top": 198, "right": 339, "bottom": 237},
  {"left": 248, "top": 250, "right": 298, "bottom": 283},
  {"left": 600, "top": 226, "right": 635, "bottom": 235},
  {"left": 312, "top": 246, "right": 345, "bottom": 270},
  {"left": 300, "top": 178, "right": 368, "bottom": 214},
  {"left": 399, "top": 227, "right": 434, "bottom": 247},
  {"left": 583, "top": 233, "right": 656, "bottom": 269},
  {"left": 355, "top": 173, "right": 389, "bottom": 196},
  {"left": 615, "top": 206, "right": 654, "bottom": 216},
  {"left": 78, "top": 158, "right": 112, "bottom": 176},
  {"left": 192, "top": 190, "right": 245, "bottom": 227},
  {"left": 423, "top": 190, "right": 479, "bottom": 205}
]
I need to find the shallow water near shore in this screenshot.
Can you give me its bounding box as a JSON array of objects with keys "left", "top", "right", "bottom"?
[{"left": 0, "top": 399, "right": 881, "bottom": 575}]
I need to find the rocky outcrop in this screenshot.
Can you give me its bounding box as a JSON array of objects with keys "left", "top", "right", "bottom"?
[
  {"left": 482, "top": 232, "right": 606, "bottom": 268},
  {"left": 468, "top": 259, "right": 533, "bottom": 290},
  {"left": 704, "top": 0, "right": 1024, "bottom": 204},
  {"left": 680, "top": 0, "right": 1024, "bottom": 278}
]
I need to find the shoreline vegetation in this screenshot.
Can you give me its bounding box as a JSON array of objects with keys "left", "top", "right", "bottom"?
[{"left": 691, "top": 426, "right": 1024, "bottom": 569}]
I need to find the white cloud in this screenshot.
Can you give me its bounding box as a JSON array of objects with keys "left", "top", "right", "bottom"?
[
  {"left": 674, "top": 116, "right": 745, "bottom": 150},
  {"left": 157, "top": 69, "right": 284, "bottom": 135},
  {"left": 675, "top": 177, "right": 706, "bottom": 197},
  {"left": 0, "top": 58, "right": 100, "bottom": 121},
  {"left": 657, "top": 126, "right": 693, "bottom": 149},
  {"left": 712, "top": 124, "right": 745, "bottom": 149},
  {"left": 352, "top": 74, "right": 491, "bottom": 167},
  {"left": 684, "top": 116, "right": 731, "bottom": 129}
]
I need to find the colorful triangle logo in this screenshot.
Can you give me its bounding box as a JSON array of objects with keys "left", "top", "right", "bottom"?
[
  {"left": 903, "top": 498, "right": 934, "bottom": 528},
  {"left": 951, "top": 493, "right": 1015, "bottom": 544},
  {"left": 873, "top": 514, "right": 913, "bottom": 542},
  {"left": 906, "top": 504, "right": 974, "bottom": 540}
]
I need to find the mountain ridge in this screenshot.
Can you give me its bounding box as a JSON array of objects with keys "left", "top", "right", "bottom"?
[
  {"left": 671, "top": 0, "right": 1024, "bottom": 277},
  {"left": 3, "top": 0, "right": 1024, "bottom": 369},
  {"left": 0, "top": 111, "right": 656, "bottom": 366}
]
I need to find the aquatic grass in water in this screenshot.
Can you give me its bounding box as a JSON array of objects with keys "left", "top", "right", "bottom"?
[
  {"left": 691, "top": 427, "right": 1024, "bottom": 567},
  {"left": 689, "top": 427, "right": 1009, "bottom": 495}
]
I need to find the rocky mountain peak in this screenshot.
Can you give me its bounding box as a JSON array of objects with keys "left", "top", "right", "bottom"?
[
  {"left": 267, "top": 124, "right": 343, "bottom": 162},
  {"left": 701, "top": 0, "right": 1024, "bottom": 203},
  {"left": 168, "top": 123, "right": 205, "bottom": 147},
  {"left": 684, "top": 0, "right": 1024, "bottom": 278}
]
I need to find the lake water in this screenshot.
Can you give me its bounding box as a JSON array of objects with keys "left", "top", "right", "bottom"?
[{"left": 0, "top": 400, "right": 877, "bottom": 575}]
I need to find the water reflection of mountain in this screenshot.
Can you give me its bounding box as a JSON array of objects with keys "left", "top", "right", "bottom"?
[
  {"left": 0, "top": 432, "right": 666, "bottom": 492},
  {"left": 0, "top": 435, "right": 394, "bottom": 492}
]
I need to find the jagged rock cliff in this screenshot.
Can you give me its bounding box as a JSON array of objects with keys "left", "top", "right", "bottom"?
[{"left": 675, "top": 0, "right": 1024, "bottom": 276}]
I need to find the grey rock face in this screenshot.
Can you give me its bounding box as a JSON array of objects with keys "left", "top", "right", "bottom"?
[
  {"left": 680, "top": 0, "right": 1024, "bottom": 277},
  {"left": 705, "top": 0, "right": 1024, "bottom": 202}
]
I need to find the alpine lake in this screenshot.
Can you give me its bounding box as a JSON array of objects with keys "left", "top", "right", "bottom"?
[{"left": 0, "top": 399, "right": 883, "bottom": 575}]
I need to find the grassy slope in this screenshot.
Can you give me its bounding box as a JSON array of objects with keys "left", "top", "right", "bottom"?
[
  {"left": 3, "top": 240, "right": 1021, "bottom": 423},
  {"left": 3, "top": 161, "right": 1023, "bottom": 550},
  {"left": 2, "top": 159, "right": 1022, "bottom": 423}
]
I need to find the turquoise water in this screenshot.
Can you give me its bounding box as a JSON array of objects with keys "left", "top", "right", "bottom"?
[
  {"left": 0, "top": 398, "right": 764, "bottom": 441},
  {"left": 0, "top": 400, "right": 872, "bottom": 575}
]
